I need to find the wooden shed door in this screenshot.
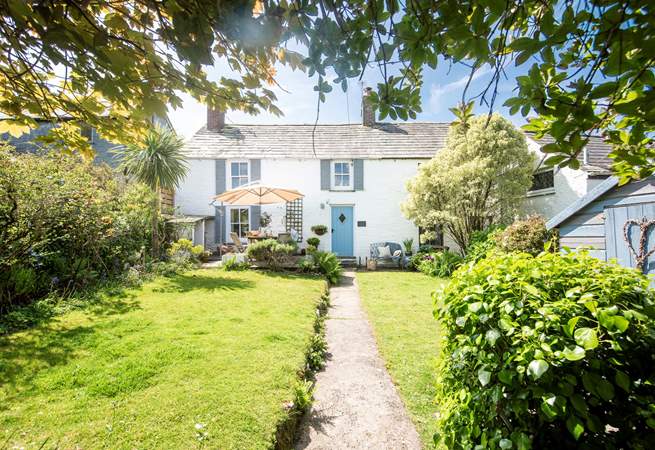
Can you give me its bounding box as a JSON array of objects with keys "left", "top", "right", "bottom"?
[{"left": 605, "top": 203, "right": 655, "bottom": 275}]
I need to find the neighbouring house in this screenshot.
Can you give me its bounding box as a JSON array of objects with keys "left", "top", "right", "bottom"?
[
  {"left": 546, "top": 176, "right": 655, "bottom": 276},
  {"left": 524, "top": 134, "right": 613, "bottom": 221},
  {"left": 175, "top": 89, "right": 614, "bottom": 258}
]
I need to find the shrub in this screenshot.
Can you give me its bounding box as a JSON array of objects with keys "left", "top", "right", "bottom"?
[
  {"left": 246, "top": 239, "right": 297, "bottom": 270},
  {"left": 223, "top": 256, "right": 249, "bottom": 271},
  {"left": 0, "top": 147, "right": 154, "bottom": 311},
  {"left": 167, "top": 239, "right": 205, "bottom": 264},
  {"left": 297, "top": 257, "right": 317, "bottom": 273},
  {"left": 413, "top": 251, "right": 462, "bottom": 277},
  {"left": 494, "top": 215, "right": 550, "bottom": 255},
  {"left": 435, "top": 250, "right": 655, "bottom": 449},
  {"left": 306, "top": 237, "right": 320, "bottom": 248},
  {"left": 403, "top": 238, "right": 414, "bottom": 254},
  {"left": 464, "top": 226, "right": 504, "bottom": 263},
  {"left": 311, "top": 251, "right": 343, "bottom": 284}
]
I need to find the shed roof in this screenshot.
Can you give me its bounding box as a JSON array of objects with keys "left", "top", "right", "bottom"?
[{"left": 546, "top": 176, "right": 620, "bottom": 229}]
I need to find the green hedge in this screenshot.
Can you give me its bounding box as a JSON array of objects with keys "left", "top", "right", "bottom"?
[
  {"left": 435, "top": 250, "right": 655, "bottom": 449},
  {"left": 1, "top": 147, "right": 154, "bottom": 311}
]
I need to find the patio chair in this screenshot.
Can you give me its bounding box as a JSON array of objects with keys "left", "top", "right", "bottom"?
[
  {"left": 370, "top": 242, "right": 404, "bottom": 268},
  {"left": 230, "top": 232, "right": 247, "bottom": 253},
  {"left": 277, "top": 232, "right": 292, "bottom": 244}
]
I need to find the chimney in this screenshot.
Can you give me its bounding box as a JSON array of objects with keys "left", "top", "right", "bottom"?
[
  {"left": 207, "top": 106, "right": 225, "bottom": 132},
  {"left": 362, "top": 87, "right": 375, "bottom": 127}
]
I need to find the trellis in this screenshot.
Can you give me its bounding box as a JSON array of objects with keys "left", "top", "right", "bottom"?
[{"left": 285, "top": 199, "right": 303, "bottom": 241}]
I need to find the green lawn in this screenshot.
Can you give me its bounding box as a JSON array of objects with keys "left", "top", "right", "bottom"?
[
  {"left": 357, "top": 271, "right": 446, "bottom": 448},
  {"left": 0, "top": 269, "right": 325, "bottom": 449}
]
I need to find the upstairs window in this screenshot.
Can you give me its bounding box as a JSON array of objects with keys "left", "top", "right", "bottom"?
[
  {"left": 332, "top": 160, "right": 352, "bottom": 190},
  {"left": 230, "top": 161, "right": 249, "bottom": 188},
  {"left": 528, "top": 169, "right": 554, "bottom": 195}
]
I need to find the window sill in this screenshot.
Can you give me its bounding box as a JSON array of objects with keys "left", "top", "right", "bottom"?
[
  {"left": 330, "top": 188, "right": 355, "bottom": 192},
  {"left": 526, "top": 187, "right": 555, "bottom": 198}
]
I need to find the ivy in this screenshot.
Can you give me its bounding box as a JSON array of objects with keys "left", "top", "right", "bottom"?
[{"left": 435, "top": 250, "right": 655, "bottom": 449}]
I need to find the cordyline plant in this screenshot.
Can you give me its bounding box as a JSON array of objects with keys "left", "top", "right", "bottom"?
[
  {"left": 402, "top": 114, "right": 534, "bottom": 252},
  {"left": 434, "top": 250, "right": 655, "bottom": 449},
  {"left": 0, "top": 1, "right": 653, "bottom": 181},
  {"left": 116, "top": 126, "right": 187, "bottom": 257}
]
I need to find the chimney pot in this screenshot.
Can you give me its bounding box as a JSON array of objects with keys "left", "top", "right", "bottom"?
[
  {"left": 362, "top": 87, "right": 375, "bottom": 127},
  {"left": 207, "top": 106, "right": 225, "bottom": 131}
]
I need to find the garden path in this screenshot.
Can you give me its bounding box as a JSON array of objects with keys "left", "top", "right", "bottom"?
[{"left": 295, "top": 271, "right": 421, "bottom": 449}]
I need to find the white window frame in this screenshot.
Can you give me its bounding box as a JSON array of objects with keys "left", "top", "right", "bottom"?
[
  {"left": 331, "top": 160, "right": 353, "bottom": 191},
  {"left": 226, "top": 206, "right": 250, "bottom": 240},
  {"left": 527, "top": 168, "right": 556, "bottom": 197},
  {"left": 229, "top": 160, "right": 250, "bottom": 189}
]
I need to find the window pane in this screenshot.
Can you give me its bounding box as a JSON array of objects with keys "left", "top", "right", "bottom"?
[
  {"left": 231, "top": 209, "right": 239, "bottom": 221},
  {"left": 530, "top": 170, "right": 554, "bottom": 191},
  {"left": 342, "top": 175, "right": 350, "bottom": 186},
  {"left": 240, "top": 208, "right": 249, "bottom": 222},
  {"left": 231, "top": 223, "right": 239, "bottom": 234},
  {"left": 240, "top": 224, "right": 249, "bottom": 237},
  {"left": 239, "top": 163, "right": 248, "bottom": 176}
]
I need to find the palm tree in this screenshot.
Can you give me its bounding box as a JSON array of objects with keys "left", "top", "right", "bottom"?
[{"left": 117, "top": 126, "right": 188, "bottom": 258}]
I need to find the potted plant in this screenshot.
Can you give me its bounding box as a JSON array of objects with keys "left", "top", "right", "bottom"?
[
  {"left": 311, "top": 224, "right": 328, "bottom": 236},
  {"left": 259, "top": 212, "right": 272, "bottom": 228},
  {"left": 307, "top": 237, "right": 320, "bottom": 253},
  {"left": 403, "top": 238, "right": 414, "bottom": 256}
]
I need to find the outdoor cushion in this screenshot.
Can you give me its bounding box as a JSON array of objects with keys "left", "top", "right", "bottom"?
[
  {"left": 393, "top": 249, "right": 402, "bottom": 257},
  {"left": 377, "top": 246, "right": 392, "bottom": 258}
]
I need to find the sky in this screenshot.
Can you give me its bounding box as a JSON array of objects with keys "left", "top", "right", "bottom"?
[{"left": 168, "top": 55, "right": 529, "bottom": 140}]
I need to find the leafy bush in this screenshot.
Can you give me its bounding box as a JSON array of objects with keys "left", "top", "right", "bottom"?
[
  {"left": 435, "top": 250, "right": 655, "bottom": 449},
  {"left": 306, "top": 237, "right": 320, "bottom": 248},
  {"left": 311, "top": 251, "right": 343, "bottom": 284},
  {"left": 464, "top": 226, "right": 504, "bottom": 263},
  {"left": 297, "top": 257, "right": 317, "bottom": 273},
  {"left": 0, "top": 147, "right": 155, "bottom": 311},
  {"left": 167, "top": 239, "right": 205, "bottom": 264},
  {"left": 246, "top": 239, "right": 297, "bottom": 270},
  {"left": 413, "top": 251, "right": 462, "bottom": 277},
  {"left": 223, "top": 256, "right": 249, "bottom": 271},
  {"left": 494, "top": 215, "right": 550, "bottom": 255}
]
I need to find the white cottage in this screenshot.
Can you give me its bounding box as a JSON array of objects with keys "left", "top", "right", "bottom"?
[{"left": 175, "top": 92, "right": 613, "bottom": 259}]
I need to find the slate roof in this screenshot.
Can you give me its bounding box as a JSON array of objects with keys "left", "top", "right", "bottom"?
[
  {"left": 182, "top": 123, "right": 450, "bottom": 159},
  {"left": 531, "top": 134, "right": 612, "bottom": 172},
  {"left": 184, "top": 122, "right": 614, "bottom": 166}
]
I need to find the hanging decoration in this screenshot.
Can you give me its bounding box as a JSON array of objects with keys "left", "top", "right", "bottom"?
[{"left": 622, "top": 217, "right": 655, "bottom": 272}]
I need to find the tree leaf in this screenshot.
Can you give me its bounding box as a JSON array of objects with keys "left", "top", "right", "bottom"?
[
  {"left": 562, "top": 346, "right": 586, "bottom": 361},
  {"left": 573, "top": 327, "right": 599, "bottom": 350},
  {"left": 615, "top": 371, "right": 631, "bottom": 392},
  {"left": 566, "top": 415, "right": 585, "bottom": 440},
  {"left": 527, "top": 359, "right": 549, "bottom": 380},
  {"left": 478, "top": 368, "right": 491, "bottom": 386},
  {"left": 486, "top": 328, "right": 501, "bottom": 346}
]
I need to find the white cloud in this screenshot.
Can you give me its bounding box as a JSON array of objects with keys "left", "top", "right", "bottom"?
[{"left": 428, "top": 67, "right": 493, "bottom": 110}]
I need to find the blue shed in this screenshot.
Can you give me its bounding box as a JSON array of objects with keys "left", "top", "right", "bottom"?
[{"left": 547, "top": 176, "right": 655, "bottom": 275}]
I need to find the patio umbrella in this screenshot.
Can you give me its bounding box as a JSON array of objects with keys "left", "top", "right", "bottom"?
[{"left": 213, "top": 183, "right": 304, "bottom": 205}]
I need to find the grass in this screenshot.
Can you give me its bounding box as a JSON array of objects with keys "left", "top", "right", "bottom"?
[
  {"left": 0, "top": 269, "right": 325, "bottom": 449},
  {"left": 357, "top": 271, "right": 447, "bottom": 448}
]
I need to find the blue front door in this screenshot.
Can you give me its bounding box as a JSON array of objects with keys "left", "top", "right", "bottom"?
[{"left": 331, "top": 206, "right": 354, "bottom": 256}]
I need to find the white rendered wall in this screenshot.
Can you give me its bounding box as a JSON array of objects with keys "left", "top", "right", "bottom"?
[
  {"left": 259, "top": 158, "right": 421, "bottom": 259},
  {"left": 176, "top": 159, "right": 215, "bottom": 216},
  {"left": 176, "top": 157, "right": 423, "bottom": 258},
  {"left": 522, "top": 137, "right": 606, "bottom": 221}
]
